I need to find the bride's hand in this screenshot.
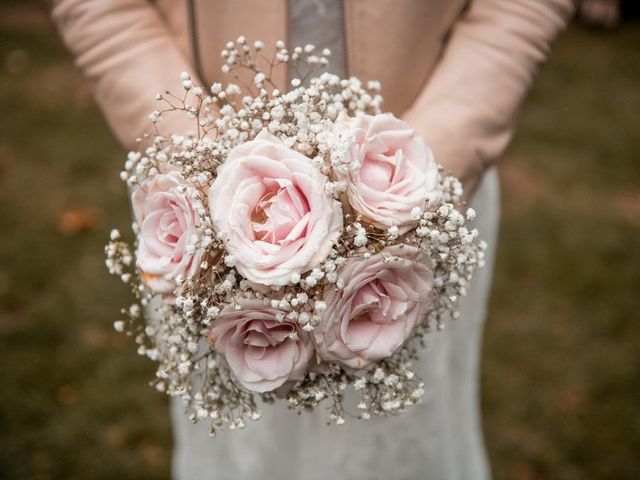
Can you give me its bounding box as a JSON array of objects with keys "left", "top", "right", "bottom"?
[{"left": 400, "top": 114, "right": 486, "bottom": 205}]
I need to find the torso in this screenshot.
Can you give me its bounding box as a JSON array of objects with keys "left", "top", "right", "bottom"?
[{"left": 154, "top": 0, "right": 469, "bottom": 115}]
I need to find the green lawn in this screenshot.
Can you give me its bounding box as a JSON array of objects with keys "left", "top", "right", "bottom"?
[{"left": 1, "top": 2, "right": 639, "bottom": 479}]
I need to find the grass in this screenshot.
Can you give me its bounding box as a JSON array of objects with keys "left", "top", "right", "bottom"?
[{"left": 0, "top": 2, "right": 638, "bottom": 479}]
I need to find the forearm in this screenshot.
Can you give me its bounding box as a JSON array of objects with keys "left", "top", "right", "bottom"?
[
  {"left": 403, "top": 0, "right": 575, "bottom": 198},
  {"left": 52, "top": 0, "right": 201, "bottom": 150}
]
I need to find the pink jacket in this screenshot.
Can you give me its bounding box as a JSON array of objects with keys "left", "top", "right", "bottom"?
[{"left": 52, "top": 0, "right": 575, "bottom": 194}]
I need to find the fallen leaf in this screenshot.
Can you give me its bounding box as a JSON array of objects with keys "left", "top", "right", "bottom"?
[
  {"left": 57, "top": 207, "right": 101, "bottom": 235},
  {"left": 57, "top": 384, "right": 78, "bottom": 405},
  {"left": 104, "top": 424, "right": 126, "bottom": 447},
  {"left": 0, "top": 144, "right": 16, "bottom": 177}
]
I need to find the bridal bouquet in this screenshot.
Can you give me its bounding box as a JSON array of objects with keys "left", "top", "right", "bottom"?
[{"left": 105, "top": 38, "right": 486, "bottom": 435}]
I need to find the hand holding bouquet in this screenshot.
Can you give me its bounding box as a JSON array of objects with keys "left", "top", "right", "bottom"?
[{"left": 105, "top": 38, "right": 486, "bottom": 435}]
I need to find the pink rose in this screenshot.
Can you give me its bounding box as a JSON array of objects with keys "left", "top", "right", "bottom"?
[
  {"left": 334, "top": 113, "right": 438, "bottom": 233},
  {"left": 208, "top": 299, "right": 314, "bottom": 393},
  {"left": 314, "top": 245, "right": 434, "bottom": 370},
  {"left": 132, "top": 171, "right": 203, "bottom": 293},
  {"left": 208, "top": 130, "right": 342, "bottom": 286}
]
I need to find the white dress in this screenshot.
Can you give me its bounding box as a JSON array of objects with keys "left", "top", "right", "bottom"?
[
  {"left": 172, "top": 1, "right": 500, "bottom": 478},
  {"left": 172, "top": 170, "right": 500, "bottom": 480}
]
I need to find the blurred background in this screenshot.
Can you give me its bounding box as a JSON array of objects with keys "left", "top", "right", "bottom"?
[{"left": 0, "top": 1, "right": 638, "bottom": 479}]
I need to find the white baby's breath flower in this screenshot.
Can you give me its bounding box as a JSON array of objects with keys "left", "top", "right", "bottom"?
[
  {"left": 225, "top": 83, "right": 241, "bottom": 95},
  {"left": 290, "top": 272, "right": 301, "bottom": 284},
  {"left": 298, "top": 312, "right": 311, "bottom": 325},
  {"left": 353, "top": 377, "right": 367, "bottom": 390},
  {"left": 314, "top": 300, "right": 327, "bottom": 312},
  {"left": 466, "top": 207, "right": 476, "bottom": 220},
  {"left": 354, "top": 233, "right": 367, "bottom": 247},
  {"left": 416, "top": 226, "right": 429, "bottom": 237},
  {"left": 410, "top": 206, "right": 423, "bottom": 221}
]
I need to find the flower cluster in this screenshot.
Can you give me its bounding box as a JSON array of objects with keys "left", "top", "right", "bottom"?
[{"left": 105, "top": 38, "right": 485, "bottom": 436}]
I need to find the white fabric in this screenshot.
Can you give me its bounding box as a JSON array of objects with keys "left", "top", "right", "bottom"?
[{"left": 171, "top": 168, "right": 500, "bottom": 480}]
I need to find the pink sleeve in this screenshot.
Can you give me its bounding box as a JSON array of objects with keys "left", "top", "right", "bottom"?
[
  {"left": 52, "top": 0, "right": 201, "bottom": 150},
  {"left": 403, "top": 0, "right": 575, "bottom": 195}
]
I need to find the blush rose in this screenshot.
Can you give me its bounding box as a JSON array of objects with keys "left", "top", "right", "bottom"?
[
  {"left": 208, "top": 130, "right": 342, "bottom": 286},
  {"left": 313, "top": 245, "right": 435, "bottom": 370},
  {"left": 208, "top": 299, "right": 315, "bottom": 393},
  {"left": 334, "top": 113, "right": 439, "bottom": 233},
  {"left": 131, "top": 171, "right": 203, "bottom": 294}
]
